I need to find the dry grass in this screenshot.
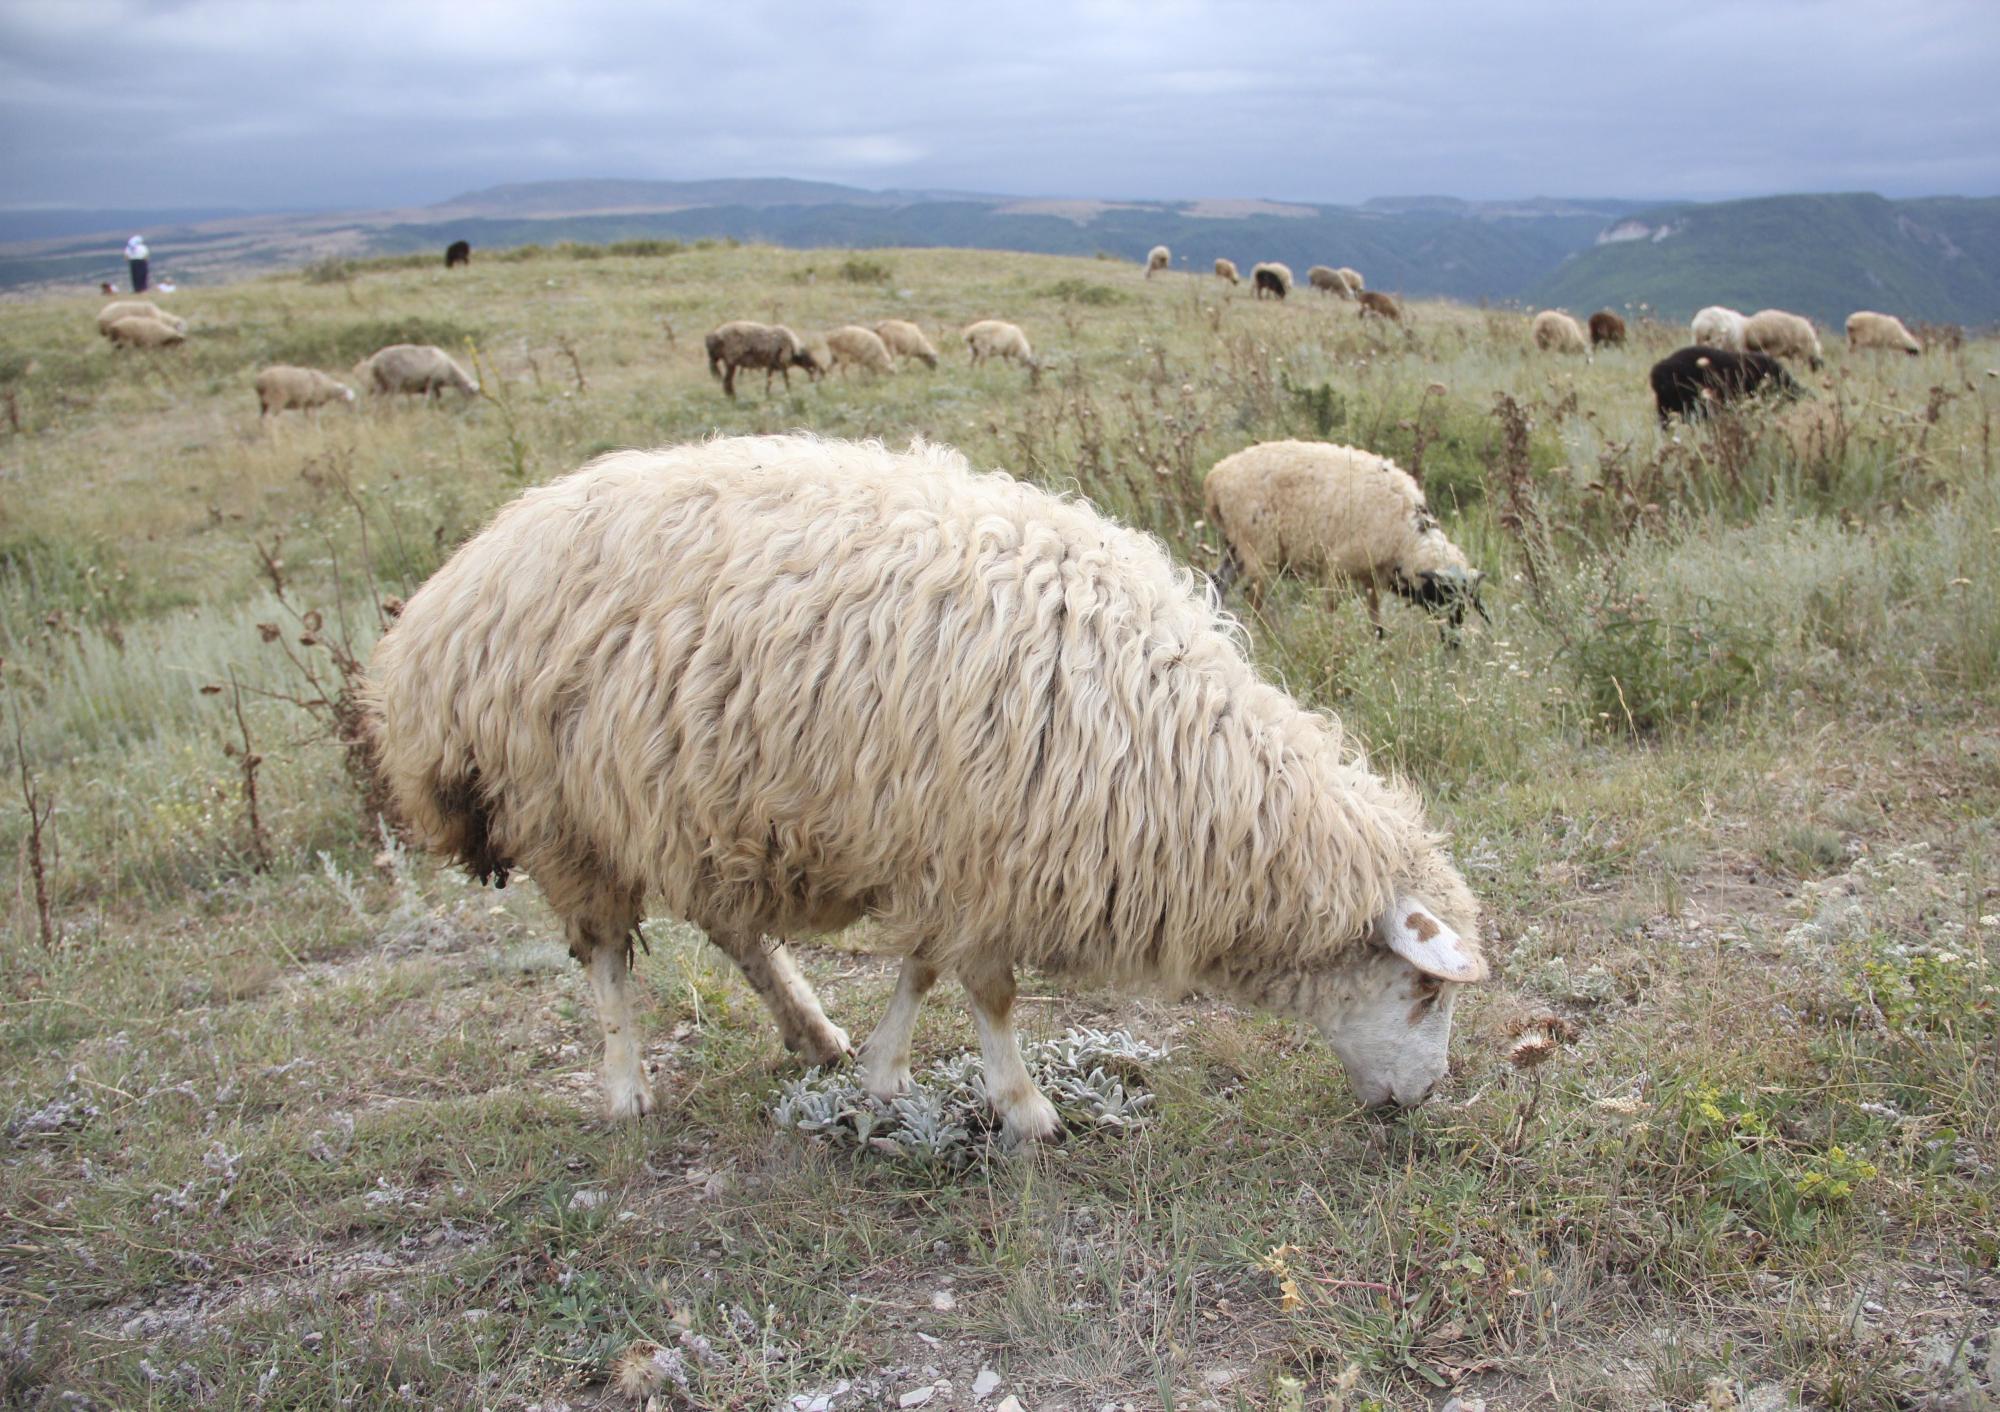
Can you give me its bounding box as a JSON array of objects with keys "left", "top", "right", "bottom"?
[{"left": 2, "top": 244, "right": 1997, "bottom": 1410}]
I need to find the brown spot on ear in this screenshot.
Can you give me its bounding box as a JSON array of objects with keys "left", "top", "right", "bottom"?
[{"left": 1405, "top": 910, "right": 1440, "bottom": 940}]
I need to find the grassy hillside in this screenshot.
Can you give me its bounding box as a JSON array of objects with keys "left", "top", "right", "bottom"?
[
  {"left": 2, "top": 246, "right": 1997, "bottom": 1410},
  {"left": 1531, "top": 192, "right": 2000, "bottom": 327}
]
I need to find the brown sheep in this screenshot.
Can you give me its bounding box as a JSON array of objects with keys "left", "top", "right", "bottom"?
[
  {"left": 704, "top": 320, "right": 819, "bottom": 399},
  {"left": 1588, "top": 311, "right": 1626, "bottom": 348}
]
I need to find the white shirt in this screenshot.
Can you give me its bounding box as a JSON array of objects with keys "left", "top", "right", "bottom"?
[{"left": 125, "top": 236, "right": 148, "bottom": 260}]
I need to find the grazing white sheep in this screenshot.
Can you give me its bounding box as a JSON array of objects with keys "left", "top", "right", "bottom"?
[
  {"left": 1531, "top": 310, "right": 1589, "bottom": 354},
  {"left": 1690, "top": 306, "right": 1748, "bottom": 352},
  {"left": 824, "top": 324, "right": 896, "bottom": 376},
  {"left": 255, "top": 365, "right": 356, "bottom": 416},
  {"left": 1845, "top": 310, "right": 1922, "bottom": 356},
  {"left": 1744, "top": 309, "right": 1825, "bottom": 371},
  {"left": 1205, "top": 440, "right": 1484, "bottom": 634},
  {"left": 104, "top": 315, "right": 185, "bottom": 349},
  {"left": 1336, "top": 266, "right": 1365, "bottom": 294},
  {"left": 964, "top": 319, "right": 1034, "bottom": 368},
  {"left": 1309, "top": 265, "right": 1355, "bottom": 298},
  {"left": 873, "top": 319, "right": 940, "bottom": 369},
  {"left": 354, "top": 344, "right": 480, "bottom": 399},
  {"left": 1252, "top": 262, "right": 1294, "bottom": 300},
  {"left": 1213, "top": 257, "right": 1240, "bottom": 285},
  {"left": 97, "top": 300, "right": 184, "bottom": 338},
  {"left": 366, "top": 435, "right": 1489, "bottom": 1136},
  {"left": 1146, "top": 245, "right": 1171, "bottom": 278}
]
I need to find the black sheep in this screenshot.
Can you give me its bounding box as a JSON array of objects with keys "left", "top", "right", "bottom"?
[
  {"left": 1650, "top": 346, "right": 1801, "bottom": 425},
  {"left": 444, "top": 240, "right": 471, "bottom": 269}
]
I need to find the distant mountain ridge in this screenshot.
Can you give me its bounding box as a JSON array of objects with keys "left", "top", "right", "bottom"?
[
  {"left": 1528, "top": 192, "right": 2000, "bottom": 326},
  {"left": 5, "top": 181, "right": 1998, "bottom": 325}
]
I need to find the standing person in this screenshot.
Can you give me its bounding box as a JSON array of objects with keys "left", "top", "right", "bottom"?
[{"left": 125, "top": 234, "right": 149, "bottom": 293}]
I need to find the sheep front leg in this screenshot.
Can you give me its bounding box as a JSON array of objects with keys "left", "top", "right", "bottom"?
[
  {"left": 856, "top": 955, "right": 939, "bottom": 1099},
  {"left": 565, "top": 907, "right": 653, "bottom": 1120},
  {"left": 708, "top": 930, "right": 851, "bottom": 1067},
  {"left": 960, "top": 957, "right": 1060, "bottom": 1144}
]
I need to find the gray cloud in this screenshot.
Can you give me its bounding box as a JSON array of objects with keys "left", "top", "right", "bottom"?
[{"left": 3, "top": 0, "right": 1997, "bottom": 210}]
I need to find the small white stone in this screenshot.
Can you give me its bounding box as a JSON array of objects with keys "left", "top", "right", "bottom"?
[
  {"left": 972, "top": 1368, "right": 1002, "bottom": 1401},
  {"left": 929, "top": 1289, "right": 956, "bottom": 1312},
  {"left": 994, "top": 1399, "right": 1026, "bottom": 1412},
  {"left": 899, "top": 1387, "right": 937, "bottom": 1409}
]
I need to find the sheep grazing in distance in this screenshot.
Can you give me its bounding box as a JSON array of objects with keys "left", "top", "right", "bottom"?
[
  {"left": 355, "top": 344, "right": 480, "bottom": 400},
  {"left": 873, "top": 319, "right": 939, "bottom": 369},
  {"left": 1252, "top": 262, "right": 1292, "bottom": 300},
  {"left": 824, "top": 325, "right": 896, "bottom": 376},
  {"left": 1744, "top": 309, "right": 1825, "bottom": 371},
  {"left": 1846, "top": 310, "right": 1922, "bottom": 356},
  {"left": 964, "top": 319, "right": 1034, "bottom": 369},
  {"left": 1649, "top": 346, "right": 1803, "bottom": 425},
  {"left": 1308, "top": 265, "right": 1347, "bottom": 296},
  {"left": 1531, "top": 310, "right": 1589, "bottom": 354},
  {"left": 704, "top": 320, "right": 819, "bottom": 399},
  {"left": 1336, "top": 266, "right": 1365, "bottom": 294},
  {"left": 1588, "top": 311, "right": 1627, "bottom": 348},
  {"left": 255, "top": 365, "right": 356, "bottom": 417},
  {"left": 104, "top": 315, "right": 185, "bottom": 349},
  {"left": 1690, "top": 305, "right": 1748, "bottom": 352},
  {"left": 365, "top": 434, "right": 1489, "bottom": 1135},
  {"left": 1146, "top": 244, "right": 1171, "bottom": 278},
  {"left": 98, "top": 299, "right": 184, "bottom": 338},
  {"left": 1213, "top": 257, "right": 1240, "bottom": 285},
  {"left": 445, "top": 240, "right": 471, "bottom": 269},
  {"left": 1357, "top": 290, "right": 1402, "bottom": 322},
  {"left": 1205, "top": 440, "right": 1485, "bottom": 635}
]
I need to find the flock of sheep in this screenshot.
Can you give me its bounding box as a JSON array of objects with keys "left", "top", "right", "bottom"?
[
  {"left": 94, "top": 244, "right": 1942, "bottom": 1138},
  {"left": 94, "top": 295, "right": 481, "bottom": 415},
  {"left": 700, "top": 315, "right": 1035, "bottom": 398}
]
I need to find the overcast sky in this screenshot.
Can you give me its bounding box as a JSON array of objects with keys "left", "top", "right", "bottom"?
[{"left": 4, "top": 0, "right": 1998, "bottom": 211}]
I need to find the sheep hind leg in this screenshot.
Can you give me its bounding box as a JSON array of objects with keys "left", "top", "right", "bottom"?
[
  {"left": 856, "top": 955, "right": 939, "bottom": 1099},
  {"left": 707, "top": 930, "right": 851, "bottom": 1067},
  {"left": 563, "top": 901, "right": 654, "bottom": 1120},
  {"left": 959, "top": 956, "right": 1060, "bottom": 1144}
]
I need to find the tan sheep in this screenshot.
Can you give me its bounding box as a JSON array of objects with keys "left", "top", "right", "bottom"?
[
  {"left": 873, "top": 319, "right": 939, "bottom": 369},
  {"left": 1336, "top": 266, "right": 1365, "bottom": 294},
  {"left": 1146, "top": 244, "right": 1171, "bottom": 277},
  {"left": 104, "top": 315, "right": 185, "bottom": 349},
  {"left": 1213, "top": 257, "right": 1240, "bottom": 285},
  {"left": 1205, "top": 440, "right": 1483, "bottom": 633},
  {"left": 255, "top": 365, "right": 357, "bottom": 416},
  {"left": 1743, "top": 309, "right": 1824, "bottom": 371},
  {"left": 1691, "top": 306, "right": 1747, "bottom": 351},
  {"left": 1531, "top": 310, "right": 1589, "bottom": 354},
  {"left": 365, "top": 434, "right": 1488, "bottom": 1135},
  {"left": 964, "top": 319, "right": 1034, "bottom": 368},
  {"left": 97, "top": 299, "right": 184, "bottom": 338},
  {"left": 1845, "top": 311, "right": 1922, "bottom": 356},
  {"left": 824, "top": 324, "right": 896, "bottom": 376},
  {"left": 354, "top": 344, "right": 480, "bottom": 399},
  {"left": 1309, "top": 265, "right": 1355, "bottom": 298}
]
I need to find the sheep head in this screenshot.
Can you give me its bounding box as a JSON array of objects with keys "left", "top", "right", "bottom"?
[{"left": 1308, "top": 892, "right": 1487, "bottom": 1108}]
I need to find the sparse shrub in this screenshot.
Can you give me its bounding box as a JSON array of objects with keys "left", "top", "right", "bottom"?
[
  {"left": 604, "top": 239, "right": 684, "bottom": 258},
  {"left": 301, "top": 256, "right": 354, "bottom": 285},
  {"left": 838, "top": 256, "right": 893, "bottom": 284},
  {"left": 1557, "top": 585, "right": 1769, "bottom": 733},
  {"left": 1042, "top": 278, "right": 1128, "bottom": 306},
  {"left": 1283, "top": 376, "right": 1346, "bottom": 437}
]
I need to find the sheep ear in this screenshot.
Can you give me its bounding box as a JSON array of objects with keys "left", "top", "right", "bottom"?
[{"left": 1380, "top": 897, "right": 1487, "bottom": 982}]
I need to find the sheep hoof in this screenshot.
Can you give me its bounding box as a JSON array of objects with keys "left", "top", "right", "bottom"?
[
  {"left": 860, "top": 1062, "right": 912, "bottom": 1101},
  {"left": 790, "top": 1020, "right": 852, "bottom": 1068},
  {"left": 603, "top": 1075, "right": 656, "bottom": 1121},
  {"left": 1000, "top": 1092, "right": 1063, "bottom": 1146}
]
